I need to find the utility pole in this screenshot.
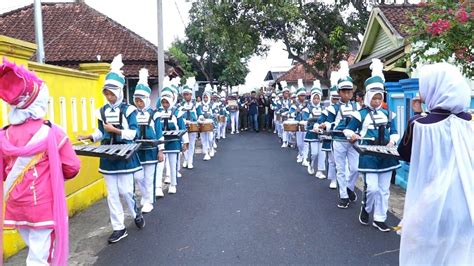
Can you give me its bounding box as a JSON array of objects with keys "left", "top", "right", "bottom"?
[
  {"left": 34, "top": 0, "right": 45, "bottom": 63},
  {"left": 157, "top": 0, "right": 165, "bottom": 95}
]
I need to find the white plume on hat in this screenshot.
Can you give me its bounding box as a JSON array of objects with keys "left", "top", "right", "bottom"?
[
  {"left": 280, "top": 80, "right": 288, "bottom": 89},
  {"left": 312, "top": 79, "right": 321, "bottom": 89},
  {"left": 370, "top": 58, "right": 385, "bottom": 81},
  {"left": 110, "top": 54, "right": 124, "bottom": 76},
  {"left": 297, "top": 78, "right": 304, "bottom": 89},
  {"left": 330, "top": 71, "right": 339, "bottom": 87},
  {"left": 186, "top": 77, "right": 196, "bottom": 87},
  {"left": 138, "top": 68, "right": 148, "bottom": 86},
  {"left": 338, "top": 60, "right": 350, "bottom": 78}
]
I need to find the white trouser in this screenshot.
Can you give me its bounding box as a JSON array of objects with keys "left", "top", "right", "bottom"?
[
  {"left": 326, "top": 151, "right": 336, "bottom": 180},
  {"left": 218, "top": 121, "right": 226, "bottom": 139},
  {"left": 333, "top": 141, "right": 360, "bottom": 199},
  {"left": 165, "top": 153, "right": 179, "bottom": 186},
  {"left": 201, "top": 131, "right": 213, "bottom": 154},
  {"left": 276, "top": 121, "right": 282, "bottom": 137},
  {"left": 184, "top": 132, "right": 197, "bottom": 165},
  {"left": 177, "top": 152, "right": 181, "bottom": 172},
  {"left": 364, "top": 172, "right": 392, "bottom": 222},
  {"left": 282, "top": 131, "right": 293, "bottom": 143},
  {"left": 104, "top": 173, "right": 138, "bottom": 230},
  {"left": 18, "top": 228, "right": 53, "bottom": 266},
  {"left": 308, "top": 141, "right": 326, "bottom": 171},
  {"left": 296, "top": 132, "right": 305, "bottom": 156},
  {"left": 230, "top": 111, "right": 239, "bottom": 132},
  {"left": 136, "top": 164, "right": 156, "bottom": 205},
  {"left": 155, "top": 161, "right": 165, "bottom": 190}
]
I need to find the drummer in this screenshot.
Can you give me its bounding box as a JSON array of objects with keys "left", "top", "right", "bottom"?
[
  {"left": 279, "top": 81, "right": 292, "bottom": 148},
  {"left": 343, "top": 59, "right": 400, "bottom": 232},
  {"left": 155, "top": 78, "right": 189, "bottom": 194},
  {"left": 290, "top": 79, "right": 309, "bottom": 164},
  {"left": 227, "top": 91, "right": 240, "bottom": 134},
  {"left": 217, "top": 96, "right": 229, "bottom": 140},
  {"left": 321, "top": 61, "right": 361, "bottom": 209},
  {"left": 211, "top": 91, "right": 221, "bottom": 149},
  {"left": 179, "top": 77, "right": 201, "bottom": 170},
  {"left": 199, "top": 85, "right": 216, "bottom": 160},
  {"left": 133, "top": 69, "right": 165, "bottom": 212},
  {"left": 78, "top": 55, "right": 145, "bottom": 243},
  {"left": 304, "top": 80, "right": 326, "bottom": 179},
  {"left": 318, "top": 72, "right": 341, "bottom": 189}
]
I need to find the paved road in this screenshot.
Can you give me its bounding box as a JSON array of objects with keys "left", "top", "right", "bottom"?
[{"left": 95, "top": 132, "right": 400, "bottom": 265}]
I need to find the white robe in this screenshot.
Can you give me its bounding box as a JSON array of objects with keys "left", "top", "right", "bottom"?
[{"left": 400, "top": 115, "right": 474, "bottom": 265}]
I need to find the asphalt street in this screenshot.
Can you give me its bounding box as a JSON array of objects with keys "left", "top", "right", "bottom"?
[{"left": 95, "top": 131, "right": 400, "bottom": 265}]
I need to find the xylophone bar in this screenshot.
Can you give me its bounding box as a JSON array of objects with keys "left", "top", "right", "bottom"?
[
  {"left": 353, "top": 144, "right": 401, "bottom": 159},
  {"left": 74, "top": 143, "right": 141, "bottom": 160}
]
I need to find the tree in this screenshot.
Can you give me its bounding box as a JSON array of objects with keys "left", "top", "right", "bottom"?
[
  {"left": 177, "top": 0, "right": 267, "bottom": 86},
  {"left": 168, "top": 41, "right": 197, "bottom": 83}
]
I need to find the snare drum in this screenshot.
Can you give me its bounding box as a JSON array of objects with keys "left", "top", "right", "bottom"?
[
  {"left": 199, "top": 119, "right": 214, "bottom": 132},
  {"left": 187, "top": 121, "right": 199, "bottom": 132},
  {"left": 218, "top": 115, "right": 226, "bottom": 123},
  {"left": 299, "top": 121, "right": 307, "bottom": 132},
  {"left": 283, "top": 120, "right": 298, "bottom": 132}
]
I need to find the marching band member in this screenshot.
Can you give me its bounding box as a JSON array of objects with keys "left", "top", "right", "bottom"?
[
  {"left": 274, "top": 91, "right": 284, "bottom": 139},
  {"left": 227, "top": 90, "right": 240, "bottom": 134},
  {"left": 217, "top": 96, "right": 229, "bottom": 140},
  {"left": 211, "top": 91, "right": 221, "bottom": 149},
  {"left": 397, "top": 63, "right": 473, "bottom": 265},
  {"left": 304, "top": 80, "right": 326, "bottom": 178},
  {"left": 343, "top": 59, "right": 400, "bottom": 231},
  {"left": 322, "top": 61, "right": 361, "bottom": 208},
  {"left": 133, "top": 69, "right": 165, "bottom": 212},
  {"left": 279, "top": 81, "right": 292, "bottom": 148},
  {"left": 199, "top": 85, "right": 216, "bottom": 160},
  {"left": 289, "top": 79, "right": 308, "bottom": 163},
  {"left": 78, "top": 55, "right": 145, "bottom": 243},
  {"left": 0, "top": 59, "right": 81, "bottom": 265},
  {"left": 179, "top": 77, "right": 201, "bottom": 169},
  {"left": 155, "top": 78, "right": 189, "bottom": 194}
]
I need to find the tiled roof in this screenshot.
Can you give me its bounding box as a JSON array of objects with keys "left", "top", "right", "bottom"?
[
  {"left": 0, "top": 2, "right": 177, "bottom": 77},
  {"left": 377, "top": 4, "right": 422, "bottom": 37},
  {"left": 277, "top": 53, "right": 356, "bottom": 83}
]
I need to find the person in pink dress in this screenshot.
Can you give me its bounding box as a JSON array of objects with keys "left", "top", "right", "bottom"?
[{"left": 0, "top": 59, "right": 81, "bottom": 265}]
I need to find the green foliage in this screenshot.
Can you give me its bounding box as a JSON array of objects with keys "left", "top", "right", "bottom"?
[
  {"left": 405, "top": 0, "right": 473, "bottom": 78},
  {"left": 168, "top": 41, "right": 197, "bottom": 83}
]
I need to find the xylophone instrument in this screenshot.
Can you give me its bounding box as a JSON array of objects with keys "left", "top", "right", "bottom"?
[
  {"left": 353, "top": 144, "right": 400, "bottom": 159},
  {"left": 74, "top": 143, "right": 141, "bottom": 160},
  {"left": 162, "top": 130, "right": 187, "bottom": 141}
]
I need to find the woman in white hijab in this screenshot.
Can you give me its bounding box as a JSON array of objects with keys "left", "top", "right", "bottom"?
[{"left": 398, "top": 63, "right": 474, "bottom": 265}]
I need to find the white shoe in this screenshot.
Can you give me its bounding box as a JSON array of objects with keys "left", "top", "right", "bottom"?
[
  {"left": 182, "top": 161, "right": 188, "bottom": 168},
  {"left": 231, "top": 131, "right": 235, "bottom": 134},
  {"left": 141, "top": 203, "right": 154, "bottom": 214},
  {"left": 236, "top": 131, "right": 240, "bottom": 134},
  {"left": 203, "top": 154, "right": 211, "bottom": 161},
  {"left": 296, "top": 155, "right": 303, "bottom": 163},
  {"left": 281, "top": 142, "right": 288, "bottom": 148},
  {"left": 307, "top": 165, "right": 315, "bottom": 175},
  {"left": 155, "top": 188, "right": 164, "bottom": 198},
  {"left": 177, "top": 172, "right": 182, "bottom": 178},
  {"left": 273, "top": 130, "right": 277, "bottom": 133},
  {"left": 209, "top": 149, "right": 215, "bottom": 157},
  {"left": 316, "top": 171, "right": 326, "bottom": 179},
  {"left": 164, "top": 177, "right": 171, "bottom": 184},
  {"left": 213, "top": 143, "right": 217, "bottom": 149},
  {"left": 302, "top": 160, "right": 309, "bottom": 167},
  {"left": 188, "top": 162, "right": 194, "bottom": 169},
  {"left": 168, "top": 185, "right": 177, "bottom": 194},
  {"left": 222, "top": 136, "right": 226, "bottom": 139},
  {"left": 329, "top": 180, "right": 337, "bottom": 189}
]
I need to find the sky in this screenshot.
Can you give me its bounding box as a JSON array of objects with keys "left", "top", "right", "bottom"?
[{"left": 1, "top": 0, "right": 293, "bottom": 90}]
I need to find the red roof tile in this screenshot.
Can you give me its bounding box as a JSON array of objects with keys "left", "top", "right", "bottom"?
[
  {"left": 377, "top": 5, "right": 423, "bottom": 37},
  {"left": 0, "top": 3, "right": 178, "bottom": 77},
  {"left": 277, "top": 53, "right": 356, "bottom": 83}
]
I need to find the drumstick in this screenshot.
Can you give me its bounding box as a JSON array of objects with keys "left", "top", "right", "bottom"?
[{"left": 347, "top": 137, "right": 375, "bottom": 141}]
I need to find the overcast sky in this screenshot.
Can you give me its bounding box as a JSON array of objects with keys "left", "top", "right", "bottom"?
[{"left": 1, "top": 0, "right": 294, "bottom": 89}]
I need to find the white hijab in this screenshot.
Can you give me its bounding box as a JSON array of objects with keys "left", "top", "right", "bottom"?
[
  {"left": 419, "top": 63, "right": 470, "bottom": 113},
  {"left": 103, "top": 85, "right": 124, "bottom": 109},
  {"left": 8, "top": 83, "right": 50, "bottom": 125},
  {"left": 364, "top": 90, "right": 383, "bottom": 111},
  {"left": 133, "top": 95, "right": 151, "bottom": 111}
]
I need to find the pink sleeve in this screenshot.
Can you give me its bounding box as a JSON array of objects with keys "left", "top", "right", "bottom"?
[{"left": 58, "top": 135, "right": 81, "bottom": 180}]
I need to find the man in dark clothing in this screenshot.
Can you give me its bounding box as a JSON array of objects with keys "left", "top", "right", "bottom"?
[
  {"left": 239, "top": 95, "right": 249, "bottom": 131},
  {"left": 248, "top": 91, "right": 259, "bottom": 132},
  {"left": 257, "top": 93, "right": 266, "bottom": 131}
]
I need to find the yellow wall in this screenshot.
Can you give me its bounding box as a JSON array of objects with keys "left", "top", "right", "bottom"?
[{"left": 1, "top": 35, "right": 109, "bottom": 259}]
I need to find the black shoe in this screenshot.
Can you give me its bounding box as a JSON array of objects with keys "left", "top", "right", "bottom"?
[
  {"left": 134, "top": 214, "right": 145, "bottom": 229},
  {"left": 359, "top": 206, "right": 369, "bottom": 225},
  {"left": 347, "top": 188, "right": 357, "bottom": 202},
  {"left": 108, "top": 229, "right": 128, "bottom": 244},
  {"left": 337, "top": 198, "right": 350, "bottom": 209},
  {"left": 373, "top": 221, "right": 391, "bottom": 232}
]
